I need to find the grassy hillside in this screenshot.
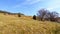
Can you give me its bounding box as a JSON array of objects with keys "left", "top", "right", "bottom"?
[{"left": 0, "top": 14, "right": 60, "bottom": 34}]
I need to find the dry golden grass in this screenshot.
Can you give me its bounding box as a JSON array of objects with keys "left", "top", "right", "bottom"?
[{"left": 0, "top": 14, "right": 60, "bottom": 34}]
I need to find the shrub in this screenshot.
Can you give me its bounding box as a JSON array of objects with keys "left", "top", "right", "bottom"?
[
  {"left": 33, "top": 15, "right": 36, "bottom": 20},
  {"left": 18, "top": 13, "right": 21, "bottom": 17}
]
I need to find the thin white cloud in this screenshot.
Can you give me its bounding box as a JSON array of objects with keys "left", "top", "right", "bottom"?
[
  {"left": 13, "top": 5, "right": 21, "bottom": 8},
  {"left": 27, "top": 0, "right": 41, "bottom": 4},
  {"left": 22, "top": 0, "right": 42, "bottom": 5},
  {"left": 47, "top": 8, "right": 54, "bottom": 11},
  {"left": 26, "top": 0, "right": 31, "bottom": 1},
  {"left": 15, "top": 0, "right": 42, "bottom": 5},
  {"left": 47, "top": 0, "right": 60, "bottom": 11},
  {"left": 13, "top": 0, "right": 42, "bottom": 8},
  {"left": 14, "top": 0, "right": 60, "bottom": 12}
]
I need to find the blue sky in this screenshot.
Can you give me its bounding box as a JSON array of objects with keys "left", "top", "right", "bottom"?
[{"left": 0, "top": 0, "right": 60, "bottom": 16}]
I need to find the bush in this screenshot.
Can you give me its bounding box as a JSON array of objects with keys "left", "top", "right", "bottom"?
[
  {"left": 33, "top": 15, "right": 36, "bottom": 20},
  {"left": 4, "top": 13, "right": 6, "bottom": 15},
  {"left": 18, "top": 13, "right": 21, "bottom": 17}
]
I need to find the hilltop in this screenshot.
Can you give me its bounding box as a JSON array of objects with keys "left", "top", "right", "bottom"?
[
  {"left": 0, "top": 13, "right": 60, "bottom": 34},
  {"left": 0, "top": 10, "right": 24, "bottom": 15}
]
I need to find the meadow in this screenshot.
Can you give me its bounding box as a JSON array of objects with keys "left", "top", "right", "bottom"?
[{"left": 0, "top": 14, "right": 60, "bottom": 34}]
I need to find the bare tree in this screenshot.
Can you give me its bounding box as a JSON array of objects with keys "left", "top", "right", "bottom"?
[
  {"left": 37, "top": 9, "right": 59, "bottom": 22},
  {"left": 49, "top": 11, "right": 59, "bottom": 21},
  {"left": 37, "top": 9, "right": 49, "bottom": 21}
]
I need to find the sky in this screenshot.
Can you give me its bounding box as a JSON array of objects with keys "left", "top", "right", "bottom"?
[{"left": 0, "top": 0, "right": 60, "bottom": 16}]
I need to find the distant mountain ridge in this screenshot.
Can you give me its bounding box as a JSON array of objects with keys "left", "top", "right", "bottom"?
[{"left": 0, "top": 10, "right": 24, "bottom": 15}]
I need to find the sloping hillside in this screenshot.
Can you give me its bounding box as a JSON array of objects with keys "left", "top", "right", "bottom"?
[
  {"left": 0, "top": 10, "right": 24, "bottom": 15},
  {"left": 0, "top": 14, "right": 60, "bottom": 34}
]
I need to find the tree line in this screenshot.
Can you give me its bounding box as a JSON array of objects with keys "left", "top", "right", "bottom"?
[
  {"left": 0, "top": 9, "right": 60, "bottom": 22},
  {"left": 0, "top": 10, "right": 25, "bottom": 17},
  {"left": 33, "top": 9, "right": 60, "bottom": 22}
]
